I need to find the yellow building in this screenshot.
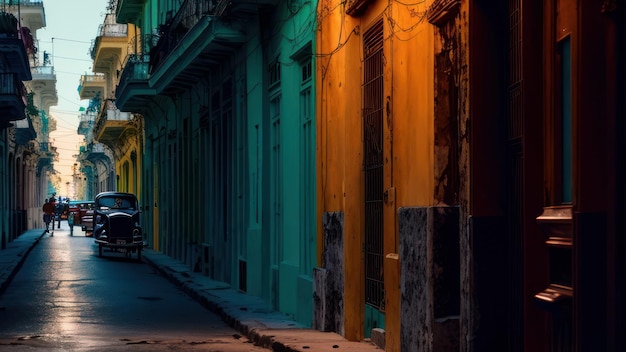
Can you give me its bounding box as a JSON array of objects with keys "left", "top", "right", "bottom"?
[{"left": 78, "top": 10, "right": 142, "bottom": 198}]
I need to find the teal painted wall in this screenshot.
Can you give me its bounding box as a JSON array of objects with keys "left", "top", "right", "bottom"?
[
  {"left": 121, "top": 0, "right": 317, "bottom": 327},
  {"left": 241, "top": 1, "right": 317, "bottom": 324}
]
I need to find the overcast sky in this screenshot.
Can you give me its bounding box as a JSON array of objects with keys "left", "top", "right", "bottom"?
[{"left": 36, "top": 0, "right": 110, "bottom": 195}]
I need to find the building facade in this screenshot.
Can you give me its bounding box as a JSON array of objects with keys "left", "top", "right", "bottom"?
[
  {"left": 77, "top": 4, "right": 141, "bottom": 198},
  {"left": 112, "top": 0, "right": 318, "bottom": 325},
  {"left": 79, "top": 0, "right": 626, "bottom": 351},
  {"left": 317, "top": 0, "right": 626, "bottom": 351},
  {"left": 0, "top": 0, "right": 58, "bottom": 248},
  {"left": 315, "top": 0, "right": 451, "bottom": 350}
]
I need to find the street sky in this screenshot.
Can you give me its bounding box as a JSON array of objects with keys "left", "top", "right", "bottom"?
[{"left": 36, "top": 0, "right": 110, "bottom": 196}]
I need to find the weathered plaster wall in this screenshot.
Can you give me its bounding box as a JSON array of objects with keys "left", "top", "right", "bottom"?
[
  {"left": 316, "top": 0, "right": 436, "bottom": 344},
  {"left": 313, "top": 212, "right": 345, "bottom": 334},
  {"left": 399, "top": 206, "right": 459, "bottom": 352}
]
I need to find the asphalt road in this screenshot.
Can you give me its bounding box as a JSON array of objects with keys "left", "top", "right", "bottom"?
[{"left": 0, "top": 222, "right": 269, "bottom": 351}]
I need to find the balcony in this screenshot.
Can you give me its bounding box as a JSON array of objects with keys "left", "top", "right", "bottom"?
[
  {"left": 3, "top": 0, "right": 45, "bottom": 32},
  {"left": 37, "top": 141, "right": 57, "bottom": 173},
  {"left": 84, "top": 142, "right": 109, "bottom": 164},
  {"left": 77, "top": 110, "right": 96, "bottom": 137},
  {"left": 90, "top": 13, "right": 129, "bottom": 74},
  {"left": 115, "top": 53, "right": 154, "bottom": 112},
  {"left": 230, "top": 0, "right": 281, "bottom": 13},
  {"left": 116, "top": 0, "right": 144, "bottom": 24},
  {"left": 78, "top": 74, "right": 106, "bottom": 100},
  {"left": 149, "top": 0, "right": 245, "bottom": 94},
  {"left": 115, "top": 0, "right": 250, "bottom": 108},
  {"left": 1, "top": 1, "right": 42, "bottom": 62},
  {"left": 13, "top": 115, "right": 35, "bottom": 145},
  {"left": 29, "top": 65, "right": 58, "bottom": 112},
  {"left": 0, "top": 73, "right": 27, "bottom": 122},
  {"left": 150, "top": 0, "right": 245, "bottom": 94},
  {"left": 0, "top": 12, "right": 32, "bottom": 80},
  {"left": 93, "top": 99, "right": 135, "bottom": 143},
  {"left": 31, "top": 65, "right": 56, "bottom": 82}
]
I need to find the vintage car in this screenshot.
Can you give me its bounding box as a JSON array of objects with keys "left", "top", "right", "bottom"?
[
  {"left": 67, "top": 200, "right": 94, "bottom": 226},
  {"left": 93, "top": 192, "right": 144, "bottom": 260},
  {"left": 81, "top": 208, "right": 94, "bottom": 235},
  {"left": 67, "top": 201, "right": 81, "bottom": 223},
  {"left": 57, "top": 201, "right": 69, "bottom": 220}
]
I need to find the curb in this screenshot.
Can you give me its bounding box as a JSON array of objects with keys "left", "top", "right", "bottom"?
[
  {"left": 141, "top": 249, "right": 382, "bottom": 352},
  {"left": 0, "top": 230, "right": 46, "bottom": 295}
]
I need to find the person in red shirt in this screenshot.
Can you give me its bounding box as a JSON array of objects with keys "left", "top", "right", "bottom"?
[{"left": 42, "top": 198, "right": 55, "bottom": 235}]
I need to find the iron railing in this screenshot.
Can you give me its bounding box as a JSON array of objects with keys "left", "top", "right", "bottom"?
[
  {"left": 150, "top": 0, "right": 228, "bottom": 70},
  {"left": 90, "top": 13, "right": 128, "bottom": 59},
  {"left": 118, "top": 53, "right": 149, "bottom": 85}
]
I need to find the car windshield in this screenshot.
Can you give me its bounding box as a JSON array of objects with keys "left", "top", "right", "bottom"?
[{"left": 97, "top": 196, "right": 135, "bottom": 210}]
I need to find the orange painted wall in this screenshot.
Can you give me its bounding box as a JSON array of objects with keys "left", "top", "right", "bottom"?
[{"left": 316, "top": 0, "right": 435, "bottom": 347}]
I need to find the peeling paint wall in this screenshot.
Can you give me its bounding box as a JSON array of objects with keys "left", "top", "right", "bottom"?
[
  {"left": 316, "top": 0, "right": 436, "bottom": 344},
  {"left": 314, "top": 212, "right": 345, "bottom": 334},
  {"left": 399, "top": 206, "right": 459, "bottom": 352}
]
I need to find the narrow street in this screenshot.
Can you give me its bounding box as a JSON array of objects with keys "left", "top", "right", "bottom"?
[{"left": 0, "top": 222, "right": 268, "bottom": 351}]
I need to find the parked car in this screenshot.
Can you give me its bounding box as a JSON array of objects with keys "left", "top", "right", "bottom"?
[
  {"left": 58, "top": 201, "right": 69, "bottom": 220},
  {"left": 79, "top": 201, "right": 94, "bottom": 231},
  {"left": 81, "top": 208, "right": 94, "bottom": 235},
  {"left": 68, "top": 201, "right": 82, "bottom": 225},
  {"left": 68, "top": 200, "right": 94, "bottom": 227},
  {"left": 93, "top": 192, "right": 144, "bottom": 260}
]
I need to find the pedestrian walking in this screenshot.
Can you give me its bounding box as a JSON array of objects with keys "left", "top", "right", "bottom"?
[
  {"left": 67, "top": 211, "right": 74, "bottom": 236},
  {"left": 55, "top": 202, "right": 63, "bottom": 228},
  {"left": 42, "top": 198, "right": 55, "bottom": 235}
]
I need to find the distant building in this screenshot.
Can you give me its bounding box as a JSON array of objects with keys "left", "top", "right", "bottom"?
[{"left": 77, "top": 6, "right": 140, "bottom": 197}]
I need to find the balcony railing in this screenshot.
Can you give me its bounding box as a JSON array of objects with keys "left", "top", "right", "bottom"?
[
  {"left": 77, "top": 110, "right": 96, "bottom": 137},
  {"left": 94, "top": 99, "right": 132, "bottom": 138},
  {"left": 31, "top": 65, "right": 55, "bottom": 80},
  {"left": 0, "top": 72, "right": 24, "bottom": 96},
  {"left": 13, "top": 115, "right": 35, "bottom": 144},
  {"left": 115, "top": 53, "right": 156, "bottom": 112},
  {"left": 78, "top": 74, "right": 106, "bottom": 90},
  {"left": 90, "top": 13, "right": 128, "bottom": 59},
  {"left": 116, "top": 0, "right": 144, "bottom": 24},
  {"left": 98, "top": 13, "right": 128, "bottom": 37},
  {"left": 0, "top": 73, "right": 27, "bottom": 119},
  {"left": 78, "top": 74, "right": 106, "bottom": 100},
  {"left": 105, "top": 108, "right": 132, "bottom": 121},
  {"left": 84, "top": 142, "right": 109, "bottom": 166},
  {"left": 0, "top": 12, "right": 32, "bottom": 80},
  {"left": 119, "top": 53, "right": 149, "bottom": 84},
  {"left": 173, "top": 0, "right": 227, "bottom": 30},
  {"left": 79, "top": 111, "right": 97, "bottom": 125},
  {"left": 80, "top": 74, "right": 106, "bottom": 84},
  {"left": 0, "top": 0, "right": 43, "bottom": 5},
  {"left": 79, "top": 142, "right": 106, "bottom": 162},
  {"left": 150, "top": 0, "right": 228, "bottom": 70}
]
